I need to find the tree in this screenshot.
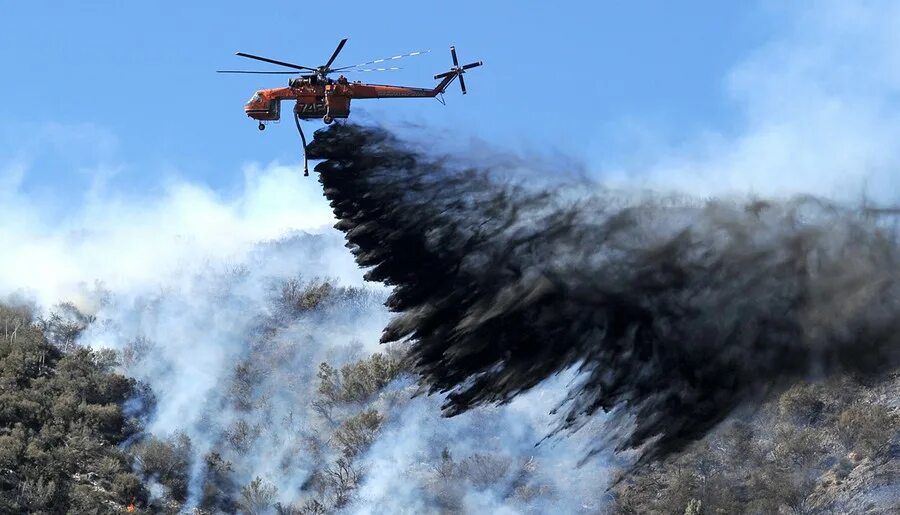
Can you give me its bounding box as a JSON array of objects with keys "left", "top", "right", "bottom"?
[
  {"left": 0, "top": 301, "right": 146, "bottom": 513},
  {"left": 238, "top": 476, "right": 278, "bottom": 515}
]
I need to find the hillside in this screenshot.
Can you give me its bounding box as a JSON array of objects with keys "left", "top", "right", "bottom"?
[
  {"left": 1, "top": 264, "right": 897, "bottom": 513},
  {"left": 616, "top": 372, "right": 900, "bottom": 513}
]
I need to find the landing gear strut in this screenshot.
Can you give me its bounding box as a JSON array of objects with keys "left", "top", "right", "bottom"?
[
  {"left": 294, "top": 112, "right": 309, "bottom": 176},
  {"left": 258, "top": 122, "right": 265, "bottom": 131}
]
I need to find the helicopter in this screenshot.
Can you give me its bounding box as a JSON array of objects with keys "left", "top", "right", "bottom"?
[{"left": 218, "top": 39, "right": 482, "bottom": 175}]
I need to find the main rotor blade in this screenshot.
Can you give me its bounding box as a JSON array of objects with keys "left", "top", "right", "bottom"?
[
  {"left": 235, "top": 52, "right": 316, "bottom": 71},
  {"left": 344, "top": 67, "right": 402, "bottom": 72},
  {"left": 458, "top": 73, "right": 467, "bottom": 94},
  {"left": 324, "top": 38, "right": 348, "bottom": 69},
  {"left": 217, "top": 70, "right": 299, "bottom": 74},
  {"left": 450, "top": 46, "right": 459, "bottom": 67},
  {"left": 462, "top": 61, "right": 483, "bottom": 70},
  {"left": 334, "top": 50, "right": 430, "bottom": 71}
]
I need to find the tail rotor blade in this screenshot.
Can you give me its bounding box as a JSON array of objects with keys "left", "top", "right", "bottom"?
[
  {"left": 450, "top": 46, "right": 459, "bottom": 67},
  {"left": 324, "top": 38, "right": 348, "bottom": 69},
  {"left": 458, "top": 73, "right": 467, "bottom": 94},
  {"left": 434, "top": 70, "right": 455, "bottom": 79},
  {"left": 462, "top": 61, "right": 483, "bottom": 70}
]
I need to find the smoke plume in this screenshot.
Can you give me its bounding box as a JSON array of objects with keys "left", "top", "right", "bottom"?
[
  {"left": 77, "top": 232, "right": 612, "bottom": 511},
  {"left": 307, "top": 123, "right": 900, "bottom": 464}
]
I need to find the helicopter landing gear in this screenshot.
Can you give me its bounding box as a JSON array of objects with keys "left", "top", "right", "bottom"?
[
  {"left": 322, "top": 115, "right": 334, "bottom": 125},
  {"left": 258, "top": 122, "right": 266, "bottom": 131}
]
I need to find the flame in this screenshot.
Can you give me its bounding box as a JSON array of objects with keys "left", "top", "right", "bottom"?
[{"left": 126, "top": 501, "right": 135, "bottom": 513}]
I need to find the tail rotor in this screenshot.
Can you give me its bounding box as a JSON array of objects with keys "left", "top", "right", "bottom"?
[{"left": 434, "top": 46, "right": 482, "bottom": 94}]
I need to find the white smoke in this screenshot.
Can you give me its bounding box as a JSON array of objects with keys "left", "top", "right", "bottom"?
[
  {"left": 0, "top": 156, "right": 346, "bottom": 309},
  {"left": 73, "top": 225, "right": 616, "bottom": 511},
  {"left": 79, "top": 234, "right": 392, "bottom": 508},
  {"left": 355, "top": 373, "right": 613, "bottom": 513},
  {"left": 600, "top": 1, "right": 900, "bottom": 205}
]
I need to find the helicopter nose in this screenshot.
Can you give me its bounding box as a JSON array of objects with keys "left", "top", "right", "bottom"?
[
  {"left": 244, "top": 108, "right": 269, "bottom": 121},
  {"left": 244, "top": 96, "right": 280, "bottom": 122},
  {"left": 243, "top": 103, "right": 260, "bottom": 117}
]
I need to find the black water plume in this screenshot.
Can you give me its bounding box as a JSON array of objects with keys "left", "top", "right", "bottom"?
[{"left": 306, "top": 123, "right": 900, "bottom": 464}]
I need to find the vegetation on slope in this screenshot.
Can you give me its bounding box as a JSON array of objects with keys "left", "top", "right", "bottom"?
[
  {"left": 2, "top": 275, "right": 897, "bottom": 514},
  {"left": 0, "top": 302, "right": 144, "bottom": 513},
  {"left": 615, "top": 374, "right": 900, "bottom": 514}
]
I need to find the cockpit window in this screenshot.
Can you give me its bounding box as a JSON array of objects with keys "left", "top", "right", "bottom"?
[{"left": 246, "top": 93, "right": 262, "bottom": 105}]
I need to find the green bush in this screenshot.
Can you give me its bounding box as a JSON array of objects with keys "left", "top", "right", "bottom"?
[
  {"left": 317, "top": 351, "right": 405, "bottom": 408},
  {"left": 0, "top": 301, "right": 145, "bottom": 513},
  {"left": 332, "top": 409, "right": 383, "bottom": 458},
  {"left": 132, "top": 433, "right": 191, "bottom": 502}
]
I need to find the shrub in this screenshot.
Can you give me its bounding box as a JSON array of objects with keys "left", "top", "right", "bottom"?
[
  {"left": 460, "top": 453, "right": 512, "bottom": 490},
  {"left": 684, "top": 498, "right": 701, "bottom": 515},
  {"left": 835, "top": 402, "right": 896, "bottom": 458},
  {"left": 132, "top": 433, "right": 191, "bottom": 502},
  {"left": 778, "top": 383, "right": 827, "bottom": 426},
  {"left": 314, "top": 351, "right": 407, "bottom": 425},
  {"left": 238, "top": 476, "right": 279, "bottom": 515},
  {"left": 332, "top": 409, "right": 383, "bottom": 457}
]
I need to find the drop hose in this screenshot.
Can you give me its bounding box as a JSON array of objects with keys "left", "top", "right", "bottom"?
[{"left": 294, "top": 112, "right": 309, "bottom": 176}]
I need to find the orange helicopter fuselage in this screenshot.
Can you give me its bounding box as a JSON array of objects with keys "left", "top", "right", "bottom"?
[{"left": 244, "top": 75, "right": 456, "bottom": 123}]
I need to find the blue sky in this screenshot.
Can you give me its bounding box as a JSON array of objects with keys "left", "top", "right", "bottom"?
[
  {"left": 1, "top": 1, "right": 770, "bottom": 196},
  {"left": 6, "top": 1, "right": 900, "bottom": 304}
]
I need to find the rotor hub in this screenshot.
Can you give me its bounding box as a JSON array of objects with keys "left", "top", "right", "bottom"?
[{"left": 432, "top": 46, "right": 483, "bottom": 95}]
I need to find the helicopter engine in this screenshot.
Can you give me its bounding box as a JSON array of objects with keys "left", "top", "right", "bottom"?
[{"left": 289, "top": 75, "right": 322, "bottom": 88}]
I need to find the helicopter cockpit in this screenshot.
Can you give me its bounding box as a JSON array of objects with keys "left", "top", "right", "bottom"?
[{"left": 245, "top": 92, "right": 263, "bottom": 106}]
